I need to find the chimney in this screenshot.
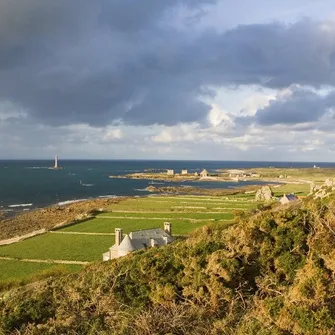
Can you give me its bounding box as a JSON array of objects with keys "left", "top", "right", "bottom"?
[
  {"left": 115, "top": 228, "right": 123, "bottom": 246},
  {"left": 164, "top": 222, "right": 172, "bottom": 236},
  {"left": 150, "top": 238, "right": 156, "bottom": 247}
]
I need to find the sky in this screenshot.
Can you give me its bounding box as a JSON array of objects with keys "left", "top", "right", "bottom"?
[{"left": 1, "top": 0, "right": 335, "bottom": 161}]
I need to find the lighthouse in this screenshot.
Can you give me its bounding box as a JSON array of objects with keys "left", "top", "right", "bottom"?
[{"left": 54, "top": 155, "right": 58, "bottom": 169}]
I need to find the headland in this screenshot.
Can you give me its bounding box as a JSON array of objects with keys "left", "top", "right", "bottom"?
[{"left": 2, "top": 167, "right": 335, "bottom": 334}]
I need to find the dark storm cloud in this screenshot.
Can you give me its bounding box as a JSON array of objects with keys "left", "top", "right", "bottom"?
[
  {"left": 205, "top": 19, "right": 335, "bottom": 87},
  {"left": 0, "top": 0, "right": 335, "bottom": 127},
  {"left": 255, "top": 88, "right": 333, "bottom": 125},
  {"left": 0, "top": 0, "right": 217, "bottom": 126},
  {"left": 234, "top": 87, "right": 335, "bottom": 128},
  {"left": 100, "top": 0, "right": 216, "bottom": 32}
]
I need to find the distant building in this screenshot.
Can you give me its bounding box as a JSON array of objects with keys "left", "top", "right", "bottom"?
[
  {"left": 279, "top": 194, "right": 298, "bottom": 205},
  {"left": 103, "top": 223, "right": 173, "bottom": 261},
  {"left": 181, "top": 169, "right": 188, "bottom": 175},
  {"left": 167, "top": 169, "right": 174, "bottom": 176},
  {"left": 194, "top": 172, "right": 199, "bottom": 177},
  {"left": 200, "top": 169, "right": 209, "bottom": 178},
  {"left": 49, "top": 154, "right": 61, "bottom": 170}
]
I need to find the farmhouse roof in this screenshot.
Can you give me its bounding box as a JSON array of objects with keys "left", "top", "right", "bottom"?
[
  {"left": 286, "top": 194, "right": 297, "bottom": 201},
  {"left": 118, "top": 234, "right": 136, "bottom": 253},
  {"left": 130, "top": 228, "right": 173, "bottom": 249},
  {"left": 280, "top": 194, "right": 298, "bottom": 201}
]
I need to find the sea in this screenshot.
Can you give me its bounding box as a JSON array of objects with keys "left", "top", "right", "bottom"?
[{"left": 0, "top": 160, "right": 334, "bottom": 214}]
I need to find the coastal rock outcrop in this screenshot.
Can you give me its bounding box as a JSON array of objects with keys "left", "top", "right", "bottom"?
[
  {"left": 325, "top": 178, "right": 335, "bottom": 187},
  {"left": 311, "top": 178, "right": 335, "bottom": 199},
  {"left": 255, "top": 185, "right": 273, "bottom": 201}
]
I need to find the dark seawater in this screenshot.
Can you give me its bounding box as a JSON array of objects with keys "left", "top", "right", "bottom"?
[{"left": 0, "top": 160, "right": 334, "bottom": 213}]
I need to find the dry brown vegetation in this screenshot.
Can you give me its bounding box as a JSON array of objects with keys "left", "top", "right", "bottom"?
[{"left": 2, "top": 194, "right": 335, "bottom": 334}]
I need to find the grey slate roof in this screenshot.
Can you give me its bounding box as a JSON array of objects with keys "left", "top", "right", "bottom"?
[
  {"left": 108, "top": 228, "right": 173, "bottom": 255},
  {"left": 130, "top": 228, "right": 173, "bottom": 249},
  {"left": 286, "top": 194, "right": 297, "bottom": 201},
  {"left": 280, "top": 194, "right": 298, "bottom": 202}
]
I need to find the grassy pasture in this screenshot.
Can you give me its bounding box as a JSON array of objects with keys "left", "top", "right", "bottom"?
[
  {"left": 0, "top": 233, "right": 113, "bottom": 262},
  {"left": 0, "top": 260, "right": 82, "bottom": 282},
  {"left": 272, "top": 183, "right": 310, "bottom": 196},
  {"left": 0, "top": 195, "right": 256, "bottom": 283},
  {"left": 106, "top": 198, "right": 254, "bottom": 211},
  {"left": 145, "top": 196, "right": 256, "bottom": 203},
  {"left": 58, "top": 217, "right": 221, "bottom": 235},
  {"left": 97, "top": 211, "right": 234, "bottom": 220},
  {"left": 249, "top": 167, "right": 335, "bottom": 182}
]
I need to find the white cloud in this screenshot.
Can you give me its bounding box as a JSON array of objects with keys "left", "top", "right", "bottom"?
[{"left": 207, "top": 104, "right": 233, "bottom": 128}]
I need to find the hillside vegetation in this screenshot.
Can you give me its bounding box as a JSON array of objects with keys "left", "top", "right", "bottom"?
[{"left": 1, "top": 195, "right": 335, "bottom": 334}]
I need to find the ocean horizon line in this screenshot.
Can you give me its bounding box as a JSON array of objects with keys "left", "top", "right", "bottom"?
[{"left": 0, "top": 158, "right": 334, "bottom": 164}]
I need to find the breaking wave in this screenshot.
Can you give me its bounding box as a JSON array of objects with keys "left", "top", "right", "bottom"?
[
  {"left": 8, "top": 203, "right": 33, "bottom": 208},
  {"left": 57, "top": 199, "right": 87, "bottom": 206}
]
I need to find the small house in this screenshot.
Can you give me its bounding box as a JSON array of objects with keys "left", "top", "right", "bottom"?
[
  {"left": 103, "top": 223, "right": 173, "bottom": 260},
  {"left": 279, "top": 194, "right": 298, "bottom": 205},
  {"left": 181, "top": 169, "right": 188, "bottom": 175},
  {"left": 200, "top": 169, "right": 209, "bottom": 178},
  {"left": 167, "top": 169, "right": 174, "bottom": 176}
]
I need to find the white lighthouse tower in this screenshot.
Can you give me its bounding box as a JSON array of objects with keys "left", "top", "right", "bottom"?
[{"left": 54, "top": 155, "right": 58, "bottom": 169}]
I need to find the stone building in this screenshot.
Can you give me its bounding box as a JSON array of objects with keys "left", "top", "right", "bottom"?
[
  {"left": 103, "top": 222, "right": 173, "bottom": 261},
  {"left": 167, "top": 169, "right": 174, "bottom": 176},
  {"left": 181, "top": 169, "right": 188, "bottom": 175},
  {"left": 279, "top": 194, "right": 298, "bottom": 205},
  {"left": 200, "top": 169, "right": 209, "bottom": 177}
]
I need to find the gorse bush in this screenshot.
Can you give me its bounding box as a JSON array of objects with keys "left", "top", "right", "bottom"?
[{"left": 1, "top": 196, "right": 335, "bottom": 334}]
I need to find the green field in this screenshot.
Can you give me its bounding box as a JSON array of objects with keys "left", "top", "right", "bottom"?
[
  {"left": 59, "top": 217, "right": 218, "bottom": 234},
  {"left": 0, "top": 234, "right": 113, "bottom": 261},
  {"left": 0, "top": 195, "right": 256, "bottom": 283},
  {"left": 106, "top": 198, "right": 255, "bottom": 210},
  {"left": 96, "top": 211, "right": 234, "bottom": 220},
  {"left": 0, "top": 260, "right": 82, "bottom": 282},
  {"left": 272, "top": 183, "right": 310, "bottom": 196}
]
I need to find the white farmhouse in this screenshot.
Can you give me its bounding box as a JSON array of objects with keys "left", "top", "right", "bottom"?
[{"left": 103, "top": 223, "right": 173, "bottom": 260}]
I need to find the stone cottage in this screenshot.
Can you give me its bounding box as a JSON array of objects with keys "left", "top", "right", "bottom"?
[
  {"left": 279, "top": 194, "right": 298, "bottom": 205},
  {"left": 103, "top": 222, "right": 173, "bottom": 261},
  {"left": 181, "top": 169, "right": 188, "bottom": 175},
  {"left": 200, "top": 169, "right": 209, "bottom": 177},
  {"left": 167, "top": 169, "right": 174, "bottom": 176}
]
